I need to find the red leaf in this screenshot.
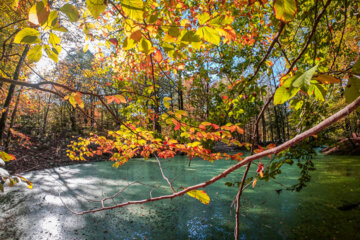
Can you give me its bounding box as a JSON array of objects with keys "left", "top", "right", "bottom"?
[
  {"left": 109, "top": 38, "right": 118, "bottom": 46},
  {"left": 256, "top": 162, "right": 264, "bottom": 173}
]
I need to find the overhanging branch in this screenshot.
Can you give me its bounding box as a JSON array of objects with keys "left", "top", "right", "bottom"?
[{"left": 65, "top": 96, "right": 360, "bottom": 215}]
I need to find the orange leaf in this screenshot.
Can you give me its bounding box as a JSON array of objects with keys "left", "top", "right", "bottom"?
[
  {"left": 130, "top": 30, "right": 142, "bottom": 42},
  {"left": 315, "top": 74, "right": 340, "bottom": 84},
  {"left": 252, "top": 178, "right": 258, "bottom": 188},
  {"left": 113, "top": 95, "right": 127, "bottom": 104},
  {"left": 153, "top": 50, "right": 163, "bottom": 63}
]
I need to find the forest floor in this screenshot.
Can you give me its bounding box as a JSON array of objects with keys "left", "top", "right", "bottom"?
[
  {"left": 5, "top": 137, "right": 107, "bottom": 174},
  {"left": 5, "top": 139, "right": 242, "bottom": 174}
]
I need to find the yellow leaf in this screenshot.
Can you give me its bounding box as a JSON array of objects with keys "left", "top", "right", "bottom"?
[
  {"left": 252, "top": 178, "right": 258, "bottom": 188},
  {"left": 187, "top": 190, "right": 210, "bottom": 205},
  {"left": 83, "top": 44, "right": 89, "bottom": 53},
  {"left": 0, "top": 151, "right": 16, "bottom": 161},
  {"left": 260, "top": 171, "right": 264, "bottom": 178},
  {"left": 315, "top": 74, "right": 340, "bottom": 84},
  {"left": 163, "top": 97, "right": 171, "bottom": 108}
]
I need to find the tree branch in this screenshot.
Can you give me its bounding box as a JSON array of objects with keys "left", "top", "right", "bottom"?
[{"left": 63, "top": 96, "right": 360, "bottom": 215}]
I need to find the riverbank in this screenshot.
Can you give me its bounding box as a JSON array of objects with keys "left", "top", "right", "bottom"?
[{"left": 321, "top": 135, "right": 360, "bottom": 155}]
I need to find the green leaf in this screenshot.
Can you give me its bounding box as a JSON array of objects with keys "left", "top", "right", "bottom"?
[
  {"left": 274, "top": 85, "right": 299, "bottom": 105},
  {"left": 139, "top": 37, "right": 151, "bottom": 54},
  {"left": 290, "top": 99, "right": 303, "bottom": 110},
  {"left": 27, "top": 45, "right": 43, "bottom": 63},
  {"left": 292, "top": 65, "right": 318, "bottom": 91},
  {"left": 345, "top": 77, "right": 360, "bottom": 103},
  {"left": 52, "top": 25, "right": 68, "bottom": 32},
  {"left": 49, "top": 32, "right": 61, "bottom": 47},
  {"left": 60, "top": 4, "right": 79, "bottom": 22},
  {"left": 168, "top": 27, "right": 180, "bottom": 38},
  {"left": 86, "top": 0, "right": 107, "bottom": 18},
  {"left": 14, "top": 28, "right": 41, "bottom": 44},
  {"left": 353, "top": 58, "right": 360, "bottom": 75},
  {"left": 273, "top": 0, "right": 297, "bottom": 23},
  {"left": 196, "top": 26, "right": 220, "bottom": 45},
  {"left": 308, "top": 82, "right": 327, "bottom": 101},
  {"left": 122, "top": 0, "right": 144, "bottom": 22}
]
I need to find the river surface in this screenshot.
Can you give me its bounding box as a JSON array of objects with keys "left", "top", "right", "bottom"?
[{"left": 0, "top": 153, "right": 359, "bottom": 240}]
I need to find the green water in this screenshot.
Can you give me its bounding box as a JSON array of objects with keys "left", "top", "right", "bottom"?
[{"left": 0, "top": 153, "right": 359, "bottom": 239}]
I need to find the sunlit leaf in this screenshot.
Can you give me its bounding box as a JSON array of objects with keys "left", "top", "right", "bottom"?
[
  {"left": 308, "top": 82, "right": 327, "bottom": 101},
  {"left": 273, "top": 0, "right": 297, "bottom": 23},
  {"left": 163, "top": 97, "right": 171, "bottom": 108},
  {"left": 122, "top": 0, "right": 144, "bottom": 22},
  {"left": 44, "top": 45, "right": 58, "bottom": 62},
  {"left": 123, "top": 37, "right": 137, "bottom": 50},
  {"left": 28, "top": 0, "right": 50, "bottom": 25},
  {"left": 187, "top": 190, "right": 210, "bottom": 205},
  {"left": 196, "top": 26, "right": 220, "bottom": 45},
  {"left": 345, "top": 77, "right": 360, "bottom": 103},
  {"left": 60, "top": 3, "right": 79, "bottom": 22},
  {"left": 83, "top": 44, "right": 89, "bottom": 53},
  {"left": 86, "top": 0, "right": 107, "bottom": 18},
  {"left": 274, "top": 85, "right": 299, "bottom": 105},
  {"left": 49, "top": 32, "right": 61, "bottom": 47},
  {"left": 0, "top": 152, "right": 16, "bottom": 162},
  {"left": 292, "top": 65, "right": 318, "bottom": 90},
  {"left": 27, "top": 45, "right": 43, "bottom": 63},
  {"left": 14, "top": 28, "right": 41, "bottom": 44},
  {"left": 139, "top": 37, "right": 152, "bottom": 54}
]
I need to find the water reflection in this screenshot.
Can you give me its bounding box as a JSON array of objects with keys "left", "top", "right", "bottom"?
[{"left": 0, "top": 154, "right": 359, "bottom": 239}]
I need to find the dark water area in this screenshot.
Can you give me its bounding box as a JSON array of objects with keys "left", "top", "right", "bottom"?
[{"left": 0, "top": 154, "right": 359, "bottom": 240}]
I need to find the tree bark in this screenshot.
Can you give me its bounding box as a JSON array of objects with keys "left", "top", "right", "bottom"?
[
  {"left": 0, "top": 45, "right": 29, "bottom": 144},
  {"left": 4, "top": 87, "right": 23, "bottom": 151}
]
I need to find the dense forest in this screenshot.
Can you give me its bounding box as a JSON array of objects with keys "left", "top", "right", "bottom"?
[{"left": 0, "top": 0, "right": 359, "bottom": 239}]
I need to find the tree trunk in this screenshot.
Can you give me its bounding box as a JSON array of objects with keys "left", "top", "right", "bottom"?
[
  {"left": 42, "top": 94, "right": 52, "bottom": 135},
  {"left": 4, "top": 87, "right": 23, "bottom": 151},
  {"left": 273, "top": 106, "right": 281, "bottom": 142},
  {"left": 262, "top": 111, "right": 266, "bottom": 143},
  {"left": 0, "top": 45, "right": 29, "bottom": 144}
]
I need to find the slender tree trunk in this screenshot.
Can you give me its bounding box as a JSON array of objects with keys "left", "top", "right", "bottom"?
[
  {"left": 262, "top": 111, "right": 266, "bottom": 143},
  {"left": 4, "top": 87, "right": 23, "bottom": 151},
  {"left": 42, "top": 94, "right": 52, "bottom": 135},
  {"left": 273, "top": 106, "right": 281, "bottom": 142},
  {"left": 177, "top": 72, "right": 184, "bottom": 110},
  {"left": 0, "top": 45, "right": 29, "bottom": 144}
]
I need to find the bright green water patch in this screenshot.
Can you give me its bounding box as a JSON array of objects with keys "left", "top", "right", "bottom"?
[{"left": 0, "top": 154, "right": 359, "bottom": 239}]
